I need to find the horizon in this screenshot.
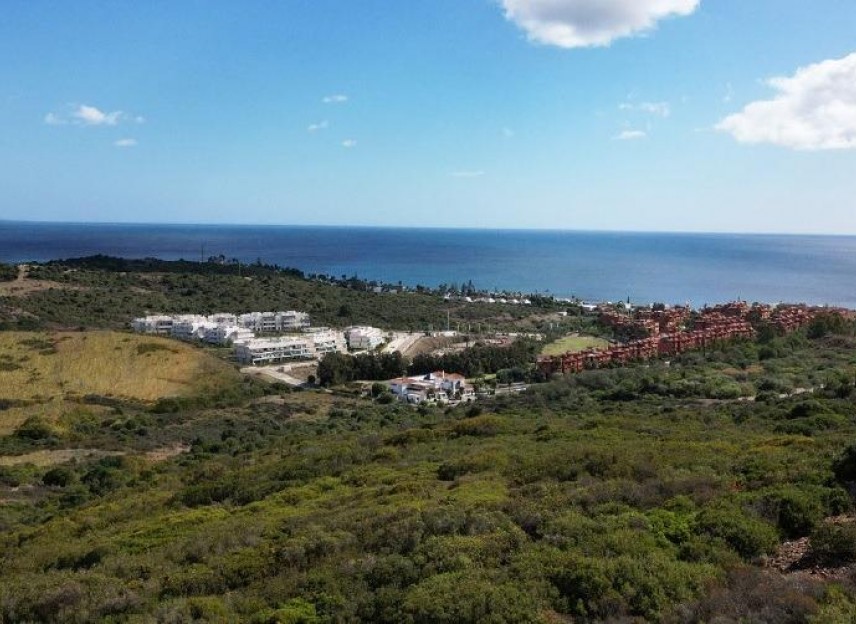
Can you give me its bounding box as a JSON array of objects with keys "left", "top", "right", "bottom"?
[
  {"left": 3, "top": 218, "right": 856, "bottom": 240},
  {"left": 2, "top": 2, "right": 856, "bottom": 234}
]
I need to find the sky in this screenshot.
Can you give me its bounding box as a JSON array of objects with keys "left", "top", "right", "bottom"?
[{"left": 2, "top": 0, "right": 856, "bottom": 234}]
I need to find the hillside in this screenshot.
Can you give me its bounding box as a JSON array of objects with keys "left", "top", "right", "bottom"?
[{"left": 1, "top": 314, "right": 856, "bottom": 621}]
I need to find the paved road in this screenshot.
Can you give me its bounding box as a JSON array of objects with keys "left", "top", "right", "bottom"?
[{"left": 382, "top": 332, "right": 422, "bottom": 355}]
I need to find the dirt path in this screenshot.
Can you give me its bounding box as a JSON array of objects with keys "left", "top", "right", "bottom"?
[{"left": 0, "top": 264, "right": 83, "bottom": 298}]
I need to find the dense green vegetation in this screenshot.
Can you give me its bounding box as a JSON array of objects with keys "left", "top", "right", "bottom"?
[
  {"left": 1, "top": 315, "right": 856, "bottom": 621},
  {"left": 317, "top": 340, "right": 542, "bottom": 386},
  {"left": 0, "top": 263, "right": 16, "bottom": 282},
  {"left": 0, "top": 256, "right": 562, "bottom": 332},
  {"left": 2, "top": 260, "right": 856, "bottom": 621}
]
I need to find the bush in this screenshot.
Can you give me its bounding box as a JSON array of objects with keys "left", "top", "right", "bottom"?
[
  {"left": 833, "top": 445, "right": 856, "bottom": 484},
  {"left": 810, "top": 523, "right": 856, "bottom": 565},
  {"left": 15, "top": 416, "right": 56, "bottom": 440},
  {"left": 696, "top": 503, "right": 778, "bottom": 560},
  {"left": 43, "top": 467, "right": 75, "bottom": 487}
]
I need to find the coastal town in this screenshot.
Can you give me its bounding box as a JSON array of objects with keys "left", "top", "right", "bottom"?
[{"left": 130, "top": 298, "right": 853, "bottom": 407}]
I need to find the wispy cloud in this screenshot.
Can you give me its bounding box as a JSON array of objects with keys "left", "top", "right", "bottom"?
[
  {"left": 614, "top": 130, "right": 647, "bottom": 141},
  {"left": 619, "top": 101, "right": 671, "bottom": 117},
  {"left": 44, "top": 112, "right": 65, "bottom": 126},
  {"left": 114, "top": 138, "right": 137, "bottom": 148},
  {"left": 451, "top": 170, "right": 485, "bottom": 178},
  {"left": 342, "top": 139, "right": 357, "bottom": 148},
  {"left": 500, "top": 0, "right": 699, "bottom": 49},
  {"left": 502, "top": 127, "right": 515, "bottom": 138},
  {"left": 717, "top": 52, "right": 856, "bottom": 150},
  {"left": 44, "top": 103, "right": 137, "bottom": 127},
  {"left": 73, "top": 104, "right": 122, "bottom": 126},
  {"left": 307, "top": 120, "right": 329, "bottom": 132},
  {"left": 323, "top": 94, "right": 349, "bottom": 104}
]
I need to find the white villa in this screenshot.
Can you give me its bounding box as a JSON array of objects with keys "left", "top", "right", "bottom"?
[
  {"left": 345, "top": 326, "right": 386, "bottom": 350},
  {"left": 388, "top": 371, "right": 476, "bottom": 404}
]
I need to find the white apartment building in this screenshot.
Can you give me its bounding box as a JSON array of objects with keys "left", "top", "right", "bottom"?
[
  {"left": 346, "top": 326, "right": 386, "bottom": 351},
  {"left": 170, "top": 316, "right": 216, "bottom": 341},
  {"left": 208, "top": 313, "right": 238, "bottom": 326},
  {"left": 204, "top": 325, "right": 255, "bottom": 346},
  {"left": 237, "top": 311, "right": 310, "bottom": 333},
  {"left": 131, "top": 315, "right": 175, "bottom": 335},
  {"left": 235, "top": 329, "right": 346, "bottom": 365},
  {"left": 234, "top": 336, "right": 315, "bottom": 365},
  {"left": 306, "top": 328, "right": 347, "bottom": 355}
]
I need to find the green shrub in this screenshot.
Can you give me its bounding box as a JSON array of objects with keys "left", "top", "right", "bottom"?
[
  {"left": 43, "top": 467, "right": 75, "bottom": 487},
  {"left": 15, "top": 415, "right": 56, "bottom": 440},
  {"left": 251, "top": 598, "right": 320, "bottom": 624},
  {"left": 696, "top": 503, "right": 778, "bottom": 559},
  {"left": 810, "top": 523, "right": 856, "bottom": 565}
]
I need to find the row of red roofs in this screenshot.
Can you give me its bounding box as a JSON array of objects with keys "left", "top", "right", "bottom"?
[{"left": 538, "top": 302, "right": 852, "bottom": 376}]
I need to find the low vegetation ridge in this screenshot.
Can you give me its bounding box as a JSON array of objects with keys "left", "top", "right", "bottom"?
[{"left": 1, "top": 257, "right": 856, "bottom": 622}]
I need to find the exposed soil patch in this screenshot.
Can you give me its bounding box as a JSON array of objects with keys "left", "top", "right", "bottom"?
[{"left": 766, "top": 515, "right": 856, "bottom": 581}]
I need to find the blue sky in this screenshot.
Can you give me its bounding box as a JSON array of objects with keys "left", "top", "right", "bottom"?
[{"left": 2, "top": 0, "right": 856, "bottom": 233}]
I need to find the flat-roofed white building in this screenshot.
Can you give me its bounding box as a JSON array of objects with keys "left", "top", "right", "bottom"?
[
  {"left": 235, "top": 336, "right": 314, "bottom": 365},
  {"left": 204, "top": 325, "right": 255, "bottom": 346},
  {"left": 305, "top": 328, "right": 347, "bottom": 355},
  {"left": 281, "top": 311, "right": 310, "bottom": 331},
  {"left": 171, "top": 316, "right": 215, "bottom": 341},
  {"left": 208, "top": 313, "right": 238, "bottom": 326},
  {"left": 131, "top": 315, "right": 175, "bottom": 335},
  {"left": 238, "top": 311, "right": 310, "bottom": 333},
  {"left": 346, "top": 326, "right": 386, "bottom": 350}
]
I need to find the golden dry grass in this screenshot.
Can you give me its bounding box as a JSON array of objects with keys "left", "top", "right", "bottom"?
[
  {"left": 0, "top": 448, "right": 122, "bottom": 467},
  {"left": 0, "top": 331, "right": 235, "bottom": 402},
  {"left": 0, "top": 331, "right": 239, "bottom": 434}
]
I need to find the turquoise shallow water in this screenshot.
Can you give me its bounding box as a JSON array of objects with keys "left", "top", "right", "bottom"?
[{"left": 2, "top": 221, "right": 855, "bottom": 308}]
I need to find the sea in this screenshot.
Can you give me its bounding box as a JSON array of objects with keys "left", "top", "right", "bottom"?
[{"left": 2, "top": 221, "right": 855, "bottom": 308}]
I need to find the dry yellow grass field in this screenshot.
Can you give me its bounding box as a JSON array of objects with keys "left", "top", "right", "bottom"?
[{"left": 0, "top": 331, "right": 239, "bottom": 434}]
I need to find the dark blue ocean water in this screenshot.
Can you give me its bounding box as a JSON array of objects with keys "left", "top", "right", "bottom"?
[{"left": 2, "top": 221, "right": 855, "bottom": 308}]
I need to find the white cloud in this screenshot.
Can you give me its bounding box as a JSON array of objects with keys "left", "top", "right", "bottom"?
[
  {"left": 451, "top": 170, "right": 485, "bottom": 178},
  {"left": 342, "top": 139, "right": 357, "bottom": 148},
  {"left": 500, "top": 0, "right": 700, "bottom": 49},
  {"left": 614, "top": 129, "right": 647, "bottom": 140},
  {"left": 717, "top": 52, "right": 856, "bottom": 151},
  {"left": 73, "top": 104, "right": 122, "bottom": 126},
  {"left": 307, "top": 120, "right": 329, "bottom": 132},
  {"left": 44, "top": 103, "right": 135, "bottom": 127},
  {"left": 619, "top": 101, "right": 671, "bottom": 117},
  {"left": 323, "top": 94, "right": 348, "bottom": 104},
  {"left": 114, "top": 138, "right": 137, "bottom": 147}
]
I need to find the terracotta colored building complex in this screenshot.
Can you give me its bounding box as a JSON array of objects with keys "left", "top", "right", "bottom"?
[{"left": 538, "top": 302, "right": 848, "bottom": 377}]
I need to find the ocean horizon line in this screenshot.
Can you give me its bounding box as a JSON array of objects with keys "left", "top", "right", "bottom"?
[{"left": 1, "top": 218, "right": 855, "bottom": 240}]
